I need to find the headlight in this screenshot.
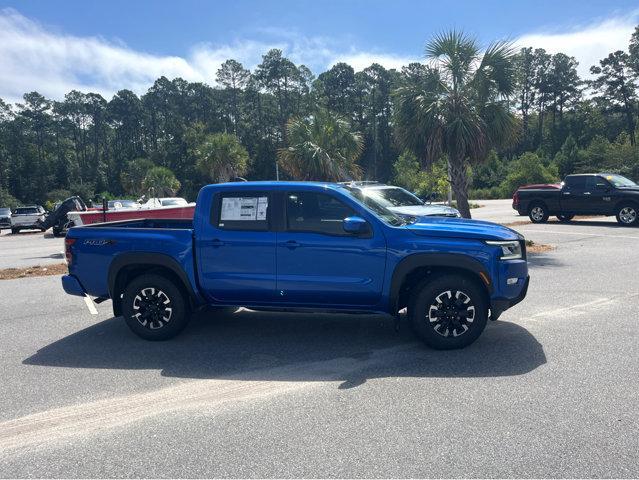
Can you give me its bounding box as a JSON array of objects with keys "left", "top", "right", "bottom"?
[{"left": 486, "top": 240, "right": 522, "bottom": 260}]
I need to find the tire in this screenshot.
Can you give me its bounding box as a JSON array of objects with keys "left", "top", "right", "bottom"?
[
  {"left": 408, "top": 274, "right": 488, "bottom": 350},
  {"left": 122, "top": 274, "right": 190, "bottom": 340},
  {"left": 52, "top": 227, "right": 62, "bottom": 237},
  {"left": 616, "top": 204, "right": 639, "bottom": 226},
  {"left": 11, "top": 228, "right": 19, "bottom": 234},
  {"left": 528, "top": 203, "right": 549, "bottom": 223},
  {"left": 556, "top": 214, "right": 574, "bottom": 223}
]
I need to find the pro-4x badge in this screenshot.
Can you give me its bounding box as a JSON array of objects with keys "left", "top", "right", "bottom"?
[{"left": 83, "top": 239, "right": 115, "bottom": 246}]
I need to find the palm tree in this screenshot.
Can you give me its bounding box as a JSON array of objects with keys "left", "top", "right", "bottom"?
[
  {"left": 278, "top": 109, "right": 363, "bottom": 181},
  {"left": 394, "top": 31, "right": 518, "bottom": 218},
  {"left": 194, "top": 132, "right": 249, "bottom": 183},
  {"left": 142, "top": 166, "right": 181, "bottom": 196}
]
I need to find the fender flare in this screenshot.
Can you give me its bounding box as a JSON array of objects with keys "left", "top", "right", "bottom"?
[
  {"left": 108, "top": 252, "right": 197, "bottom": 311},
  {"left": 388, "top": 253, "right": 493, "bottom": 312}
]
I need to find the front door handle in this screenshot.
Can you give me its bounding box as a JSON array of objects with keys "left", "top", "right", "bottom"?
[
  {"left": 209, "top": 239, "right": 224, "bottom": 247},
  {"left": 280, "top": 240, "right": 300, "bottom": 249},
  {"left": 584, "top": 192, "right": 591, "bottom": 195}
]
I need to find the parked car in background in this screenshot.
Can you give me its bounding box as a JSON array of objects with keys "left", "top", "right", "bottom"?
[
  {"left": 342, "top": 182, "right": 461, "bottom": 219},
  {"left": 515, "top": 173, "right": 639, "bottom": 225},
  {"left": 11, "top": 205, "right": 46, "bottom": 234},
  {"left": 0, "top": 207, "right": 12, "bottom": 230},
  {"left": 62, "top": 181, "right": 529, "bottom": 350}
]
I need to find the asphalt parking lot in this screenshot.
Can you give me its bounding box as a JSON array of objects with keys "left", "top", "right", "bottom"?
[
  {"left": 0, "top": 211, "right": 638, "bottom": 477},
  {"left": 0, "top": 230, "right": 64, "bottom": 269}
]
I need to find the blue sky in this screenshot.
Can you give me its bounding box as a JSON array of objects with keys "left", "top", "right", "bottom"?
[{"left": 0, "top": 0, "right": 638, "bottom": 103}]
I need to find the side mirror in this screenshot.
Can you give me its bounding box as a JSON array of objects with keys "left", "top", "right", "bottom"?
[{"left": 343, "top": 216, "right": 369, "bottom": 235}]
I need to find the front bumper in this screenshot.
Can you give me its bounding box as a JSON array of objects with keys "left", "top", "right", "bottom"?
[
  {"left": 490, "top": 275, "right": 529, "bottom": 320},
  {"left": 62, "top": 274, "right": 86, "bottom": 297}
]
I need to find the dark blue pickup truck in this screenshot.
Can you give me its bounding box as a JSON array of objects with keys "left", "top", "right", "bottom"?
[{"left": 62, "top": 182, "right": 529, "bottom": 349}]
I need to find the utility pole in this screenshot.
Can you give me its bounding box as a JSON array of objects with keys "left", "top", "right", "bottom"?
[{"left": 447, "top": 158, "right": 453, "bottom": 206}]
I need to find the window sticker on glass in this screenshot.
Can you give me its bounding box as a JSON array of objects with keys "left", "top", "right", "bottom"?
[
  {"left": 221, "top": 197, "right": 268, "bottom": 221},
  {"left": 256, "top": 197, "right": 268, "bottom": 220}
]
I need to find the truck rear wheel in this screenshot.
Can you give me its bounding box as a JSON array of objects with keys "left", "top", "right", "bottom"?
[
  {"left": 408, "top": 274, "right": 488, "bottom": 350},
  {"left": 616, "top": 204, "right": 638, "bottom": 226},
  {"left": 122, "top": 274, "right": 190, "bottom": 340},
  {"left": 556, "top": 214, "right": 574, "bottom": 223},
  {"left": 528, "top": 203, "right": 549, "bottom": 223}
]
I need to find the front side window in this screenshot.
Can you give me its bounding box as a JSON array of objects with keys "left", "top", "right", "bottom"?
[
  {"left": 217, "top": 194, "right": 269, "bottom": 231},
  {"left": 286, "top": 192, "right": 355, "bottom": 236}
]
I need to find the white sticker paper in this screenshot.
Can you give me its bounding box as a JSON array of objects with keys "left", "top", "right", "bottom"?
[
  {"left": 221, "top": 196, "right": 268, "bottom": 221},
  {"left": 256, "top": 197, "right": 268, "bottom": 220}
]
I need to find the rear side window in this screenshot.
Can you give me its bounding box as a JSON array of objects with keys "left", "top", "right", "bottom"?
[
  {"left": 564, "top": 176, "right": 587, "bottom": 189},
  {"left": 216, "top": 193, "right": 269, "bottom": 231},
  {"left": 286, "top": 191, "right": 355, "bottom": 236}
]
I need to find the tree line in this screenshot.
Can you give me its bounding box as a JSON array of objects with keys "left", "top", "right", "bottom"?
[{"left": 0, "top": 27, "right": 638, "bottom": 215}]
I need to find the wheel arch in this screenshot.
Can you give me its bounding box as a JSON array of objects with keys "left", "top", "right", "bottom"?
[
  {"left": 614, "top": 198, "right": 639, "bottom": 212},
  {"left": 528, "top": 199, "right": 548, "bottom": 212},
  {"left": 389, "top": 253, "right": 493, "bottom": 314},
  {"left": 108, "top": 252, "right": 196, "bottom": 317}
]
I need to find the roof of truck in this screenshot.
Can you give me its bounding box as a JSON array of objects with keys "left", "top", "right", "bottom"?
[{"left": 207, "top": 181, "right": 343, "bottom": 190}]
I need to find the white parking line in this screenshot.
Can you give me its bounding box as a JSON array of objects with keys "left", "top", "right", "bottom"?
[
  {"left": 518, "top": 229, "right": 639, "bottom": 240},
  {"left": 521, "top": 293, "right": 639, "bottom": 323}
]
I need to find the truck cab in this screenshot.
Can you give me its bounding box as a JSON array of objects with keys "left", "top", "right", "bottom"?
[{"left": 62, "top": 182, "right": 529, "bottom": 350}]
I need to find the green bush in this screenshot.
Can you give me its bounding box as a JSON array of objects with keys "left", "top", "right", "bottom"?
[
  {"left": 499, "top": 152, "right": 559, "bottom": 197},
  {"left": 469, "top": 186, "right": 505, "bottom": 200},
  {"left": 392, "top": 150, "right": 449, "bottom": 198}
]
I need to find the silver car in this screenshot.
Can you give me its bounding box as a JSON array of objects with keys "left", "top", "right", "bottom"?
[{"left": 344, "top": 183, "right": 461, "bottom": 219}]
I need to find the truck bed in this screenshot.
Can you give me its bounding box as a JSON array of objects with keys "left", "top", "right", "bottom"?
[{"left": 66, "top": 218, "right": 196, "bottom": 299}]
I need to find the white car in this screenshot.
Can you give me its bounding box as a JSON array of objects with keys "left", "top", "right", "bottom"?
[
  {"left": 344, "top": 183, "right": 461, "bottom": 219},
  {"left": 142, "top": 197, "right": 190, "bottom": 208},
  {"left": 11, "top": 205, "right": 47, "bottom": 234}
]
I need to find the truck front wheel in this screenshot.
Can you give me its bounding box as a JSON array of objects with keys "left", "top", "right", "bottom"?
[
  {"left": 528, "top": 203, "right": 549, "bottom": 223},
  {"left": 122, "top": 274, "right": 190, "bottom": 340},
  {"left": 408, "top": 274, "right": 488, "bottom": 350}
]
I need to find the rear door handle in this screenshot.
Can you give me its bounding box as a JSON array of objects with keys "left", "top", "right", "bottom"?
[
  {"left": 584, "top": 192, "right": 591, "bottom": 195},
  {"left": 280, "top": 240, "right": 300, "bottom": 249},
  {"left": 209, "top": 239, "right": 224, "bottom": 247}
]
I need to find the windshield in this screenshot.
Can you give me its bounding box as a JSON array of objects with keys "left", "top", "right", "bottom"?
[
  {"left": 341, "top": 187, "right": 410, "bottom": 227},
  {"left": 108, "top": 200, "right": 139, "bottom": 209},
  {"left": 603, "top": 174, "right": 637, "bottom": 188},
  {"left": 15, "top": 207, "right": 38, "bottom": 215},
  {"left": 363, "top": 187, "right": 423, "bottom": 207},
  {"left": 0, "top": 208, "right": 10, "bottom": 216},
  {"left": 161, "top": 198, "right": 187, "bottom": 206}
]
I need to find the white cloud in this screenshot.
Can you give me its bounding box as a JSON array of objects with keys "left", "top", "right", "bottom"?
[
  {"left": 1, "top": 7, "right": 637, "bottom": 104},
  {"left": 516, "top": 12, "right": 639, "bottom": 78},
  {"left": 0, "top": 8, "right": 419, "bottom": 104}
]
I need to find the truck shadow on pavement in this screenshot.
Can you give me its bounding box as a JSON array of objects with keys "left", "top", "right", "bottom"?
[{"left": 24, "top": 309, "right": 546, "bottom": 387}]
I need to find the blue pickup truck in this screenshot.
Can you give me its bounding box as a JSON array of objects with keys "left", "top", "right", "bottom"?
[{"left": 62, "top": 181, "right": 529, "bottom": 349}]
